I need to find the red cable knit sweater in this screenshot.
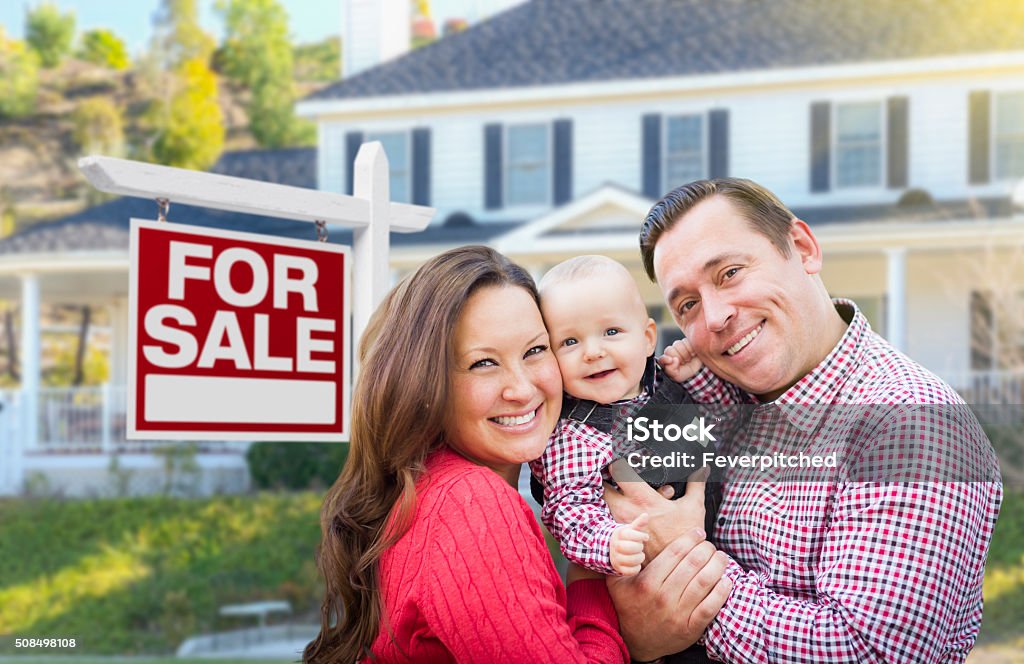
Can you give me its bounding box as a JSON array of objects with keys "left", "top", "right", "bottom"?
[{"left": 367, "top": 447, "right": 629, "bottom": 663}]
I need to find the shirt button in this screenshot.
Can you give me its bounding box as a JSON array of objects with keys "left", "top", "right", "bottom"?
[
  {"left": 747, "top": 445, "right": 757, "bottom": 454},
  {"left": 717, "top": 516, "right": 726, "bottom": 527}
]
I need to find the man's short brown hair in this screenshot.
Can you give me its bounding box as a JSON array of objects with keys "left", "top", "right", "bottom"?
[{"left": 639, "top": 178, "right": 797, "bottom": 281}]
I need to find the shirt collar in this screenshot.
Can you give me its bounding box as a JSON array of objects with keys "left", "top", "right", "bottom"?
[{"left": 771, "top": 298, "right": 868, "bottom": 432}]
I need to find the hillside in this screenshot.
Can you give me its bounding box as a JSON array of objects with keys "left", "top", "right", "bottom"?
[{"left": 0, "top": 57, "right": 326, "bottom": 233}]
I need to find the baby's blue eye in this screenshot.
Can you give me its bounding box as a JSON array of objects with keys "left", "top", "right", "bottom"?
[
  {"left": 605, "top": 328, "right": 620, "bottom": 336},
  {"left": 562, "top": 338, "right": 578, "bottom": 347}
]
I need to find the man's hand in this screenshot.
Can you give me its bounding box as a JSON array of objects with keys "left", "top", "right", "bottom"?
[
  {"left": 604, "top": 459, "right": 706, "bottom": 559},
  {"left": 607, "top": 527, "right": 733, "bottom": 661}
]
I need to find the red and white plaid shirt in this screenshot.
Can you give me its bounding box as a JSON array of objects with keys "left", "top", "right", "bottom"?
[
  {"left": 689, "top": 300, "right": 1003, "bottom": 663},
  {"left": 529, "top": 394, "right": 650, "bottom": 575}
]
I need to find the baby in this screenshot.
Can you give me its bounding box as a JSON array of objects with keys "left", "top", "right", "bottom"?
[{"left": 529, "top": 255, "right": 704, "bottom": 576}]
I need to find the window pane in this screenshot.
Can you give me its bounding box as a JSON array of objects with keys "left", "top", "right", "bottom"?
[
  {"left": 667, "top": 115, "right": 702, "bottom": 154},
  {"left": 996, "top": 92, "right": 1024, "bottom": 179},
  {"left": 836, "top": 102, "right": 881, "bottom": 187},
  {"left": 837, "top": 103, "right": 881, "bottom": 141},
  {"left": 666, "top": 155, "right": 703, "bottom": 186},
  {"left": 367, "top": 131, "right": 409, "bottom": 203},
  {"left": 508, "top": 125, "right": 547, "bottom": 162},
  {"left": 996, "top": 92, "right": 1024, "bottom": 135},
  {"left": 506, "top": 124, "right": 549, "bottom": 206},
  {"left": 508, "top": 163, "right": 547, "bottom": 205}
]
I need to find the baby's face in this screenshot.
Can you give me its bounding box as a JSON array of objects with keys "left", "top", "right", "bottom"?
[{"left": 540, "top": 272, "right": 657, "bottom": 404}]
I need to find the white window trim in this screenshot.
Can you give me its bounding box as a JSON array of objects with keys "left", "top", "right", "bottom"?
[
  {"left": 832, "top": 100, "right": 887, "bottom": 191},
  {"left": 503, "top": 122, "right": 552, "bottom": 208},
  {"left": 992, "top": 90, "right": 1024, "bottom": 182},
  {"left": 365, "top": 130, "right": 412, "bottom": 203},
  {"left": 662, "top": 112, "right": 707, "bottom": 192}
]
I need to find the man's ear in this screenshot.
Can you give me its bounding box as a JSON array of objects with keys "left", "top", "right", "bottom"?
[
  {"left": 790, "top": 219, "right": 823, "bottom": 275},
  {"left": 643, "top": 317, "right": 658, "bottom": 355}
]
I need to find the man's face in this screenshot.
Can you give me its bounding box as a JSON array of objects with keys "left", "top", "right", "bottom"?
[{"left": 652, "top": 196, "right": 824, "bottom": 401}]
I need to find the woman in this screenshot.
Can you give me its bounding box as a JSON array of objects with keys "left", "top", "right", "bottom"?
[
  {"left": 303, "top": 246, "right": 718, "bottom": 663},
  {"left": 302, "top": 246, "right": 625, "bottom": 662}
]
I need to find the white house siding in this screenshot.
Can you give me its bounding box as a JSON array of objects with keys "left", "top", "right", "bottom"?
[{"left": 318, "top": 64, "right": 1024, "bottom": 220}]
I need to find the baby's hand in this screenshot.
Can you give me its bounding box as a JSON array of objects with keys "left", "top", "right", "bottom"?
[
  {"left": 610, "top": 513, "right": 649, "bottom": 576},
  {"left": 658, "top": 338, "right": 703, "bottom": 382}
]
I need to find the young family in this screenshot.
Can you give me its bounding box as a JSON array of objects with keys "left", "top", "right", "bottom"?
[{"left": 303, "top": 178, "right": 1002, "bottom": 663}]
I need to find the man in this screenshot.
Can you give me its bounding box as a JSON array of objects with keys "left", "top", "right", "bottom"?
[{"left": 605, "top": 178, "right": 1002, "bottom": 663}]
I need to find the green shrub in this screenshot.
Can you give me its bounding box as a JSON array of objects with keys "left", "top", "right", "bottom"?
[
  {"left": 246, "top": 441, "right": 349, "bottom": 490},
  {"left": 78, "top": 28, "right": 131, "bottom": 70},
  {"left": 0, "top": 27, "right": 39, "bottom": 118}
]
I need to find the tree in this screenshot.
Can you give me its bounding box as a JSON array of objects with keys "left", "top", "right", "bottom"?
[
  {"left": 78, "top": 28, "right": 130, "bottom": 70},
  {"left": 0, "top": 27, "right": 40, "bottom": 118},
  {"left": 150, "top": 0, "right": 216, "bottom": 69},
  {"left": 25, "top": 2, "right": 75, "bottom": 68},
  {"left": 293, "top": 36, "right": 340, "bottom": 83},
  {"left": 151, "top": 58, "right": 224, "bottom": 170},
  {"left": 71, "top": 97, "right": 125, "bottom": 156},
  {"left": 217, "top": 0, "right": 312, "bottom": 147}
]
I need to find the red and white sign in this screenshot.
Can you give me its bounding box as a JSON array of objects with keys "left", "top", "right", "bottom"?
[{"left": 128, "top": 219, "right": 350, "bottom": 441}]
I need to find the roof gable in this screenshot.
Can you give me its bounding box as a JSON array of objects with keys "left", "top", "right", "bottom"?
[{"left": 306, "top": 0, "right": 1024, "bottom": 102}]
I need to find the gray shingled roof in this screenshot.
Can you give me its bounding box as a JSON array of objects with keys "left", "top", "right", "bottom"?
[
  {"left": 306, "top": 0, "right": 1024, "bottom": 102},
  {"left": 0, "top": 148, "right": 519, "bottom": 256}
]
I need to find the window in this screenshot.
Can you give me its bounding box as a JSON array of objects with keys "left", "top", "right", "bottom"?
[
  {"left": 995, "top": 91, "right": 1024, "bottom": 180},
  {"left": 365, "top": 131, "right": 410, "bottom": 203},
  {"left": 971, "top": 290, "right": 1024, "bottom": 370},
  {"left": 505, "top": 124, "right": 549, "bottom": 206},
  {"left": 665, "top": 114, "right": 705, "bottom": 188},
  {"left": 835, "top": 101, "right": 883, "bottom": 188}
]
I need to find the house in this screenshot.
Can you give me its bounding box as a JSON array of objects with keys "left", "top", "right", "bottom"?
[
  {"left": 2, "top": 0, "right": 1023, "bottom": 495},
  {"left": 299, "top": 0, "right": 1024, "bottom": 395}
]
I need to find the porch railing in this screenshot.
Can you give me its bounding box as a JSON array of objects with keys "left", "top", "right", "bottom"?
[
  {"left": 33, "top": 385, "right": 244, "bottom": 453},
  {"left": 948, "top": 369, "right": 1024, "bottom": 405}
]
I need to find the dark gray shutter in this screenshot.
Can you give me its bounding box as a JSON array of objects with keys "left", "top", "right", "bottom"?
[
  {"left": 887, "top": 96, "right": 909, "bottom": 189},
  {"left": 708, "top": 109, "right": 729, "bottom": 179},
  {"left": 553, "top": 119, "right": 573, "bottom": 205},
  {"left": 969, "top": 91, "right": 991, "bottom": 185},
  {"left": 411, "top": 128, "right": 431, "bottom": 206},
  {"left": 642, "top": 113, "right": 662, "bottom": 198},
  {"left": 810, "top": 102, "right": 831, "bottom": 193},
  {"left": 345, "top": 131, "right": 364, "bottom": 195},
  {"left": 484, "top": 123, "right": 503, "bottom": 210},
  {"left": 970, "top": 291, "right": 994, "bottom": 370}
]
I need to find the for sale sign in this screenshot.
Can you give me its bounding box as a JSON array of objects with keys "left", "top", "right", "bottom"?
[{"left": 128, "top": 219, "right": 350, "bottom": 441}]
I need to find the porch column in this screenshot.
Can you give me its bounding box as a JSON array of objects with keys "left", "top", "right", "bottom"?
[
  {"left": 885, "top": 247, "right": 907, "bottom": 352},
  {"left": 20, "top": 273, "right": 40, "bottom": 450}
]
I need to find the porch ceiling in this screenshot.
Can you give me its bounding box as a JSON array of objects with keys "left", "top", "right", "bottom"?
[{"left": 0, "top": 266, "right": 127, "bottom": 303}]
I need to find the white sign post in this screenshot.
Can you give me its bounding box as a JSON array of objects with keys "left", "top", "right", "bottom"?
[{"left": 79, "top": 142, "right": 434, "bottom": 441}]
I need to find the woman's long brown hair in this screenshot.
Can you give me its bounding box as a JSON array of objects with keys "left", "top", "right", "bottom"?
[{"left": 303, "top": 246, "right": 538, "bottom": 663}]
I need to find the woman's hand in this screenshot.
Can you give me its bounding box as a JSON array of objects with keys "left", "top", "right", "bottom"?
[{"left": 606, "top": 527, "right": 732, "bottom": 661}]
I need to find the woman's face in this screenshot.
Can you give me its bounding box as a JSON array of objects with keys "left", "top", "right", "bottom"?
[{"left": 446, "top": 284, "right": 562, "bottom": 481}]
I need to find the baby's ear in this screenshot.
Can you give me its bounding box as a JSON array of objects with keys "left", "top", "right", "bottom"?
[{"left": 643, "top": 317, "right": 657, "bottom": 355}]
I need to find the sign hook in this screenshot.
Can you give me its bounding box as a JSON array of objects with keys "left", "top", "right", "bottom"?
[
  {"left": 315, "top": 219, "right": 327, "bottom": 243},
  {"left": 156, "top": 198, "right": 171, "bottom": 222}
]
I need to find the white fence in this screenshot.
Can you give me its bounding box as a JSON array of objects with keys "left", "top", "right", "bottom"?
[{"left": 0, "top": 389, "right": 21, "bottom": 495}]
